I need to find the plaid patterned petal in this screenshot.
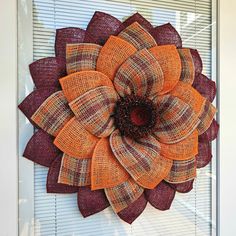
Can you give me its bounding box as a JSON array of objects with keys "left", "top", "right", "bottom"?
[
  {"left": 110, "top": 130, "right": 172, "bottom": 188},
  {"left": 60, "top": 71, "right": 113, "bottom": 102},
  {"left": 178, "top": 48, "right": 195, "bottom": 84},
  {"left": 149, "top": 23, "right": 182, "bottom": 48},
  {"left": 190, "top": 49, "right": 203, "bottom": 76},
  {"left": 66, "top": 43, "right": 102, "bottom": 74},
  {"left": 47, "top": 155, "right": 79, "bottom": 193},
  {"left": 54, "top": 117, "right": 99, "bottom": 159},
  {"left": 165, "top": 158, "right": 196, "bottom": 184},
  {"left": 114, "top": 48, "right": 164, "bottom": 98},
  {"left": 160, "top": 130, "right": 198, "bottom": 161},
  {"left": 105, "top": 178, "right": 144, "bottom": 213},
  {"left": 91, "top": 138, "right": 129, "bottom": 190},
  {"left": 199, "top": 119, "right": 219, "bottom": 142},
  {"left": 145, "top": 181, "right": 176, "bottom": 210},
  {"left": 118, "top": 22, "right": 157, "bottom": 50},
  {"left": 29, "top": 57, "right": 66, "bottom": 89},
  {"left": 96, "top": 36, "right": 137, "bottom": 80},
  {"left": 122, "top": 13, "right": 153, "bottom": 32},
  {"left": 55, "top": 28, "right": 86, "bottom": 58},
  {"left": 77, "top": 187, "right": 110, "bottom": 217},
  {"left": 58, "top": 154, "right": 91, "bottom": 186},
  {"left": 196, "top": 142, "right": 212, "bottom": 168},
  {"left": 169, "top": 179, "right": 194, "bottom": 193},
  {"left": 149, "top": 45, "right": 181, "bottom": 94},
  {"left": 192, "top": 74, "right": 216, "bottom": 102},
  {"left": 31, "top": 91, "right": 74, "bottom": 137},
  {"left": 18, "top": 87, "right": 58, "bottom": 126},
  {"left": 153, "top": 95, "right": 200, "bottom": 144},
  {"left": 23, "top": 129, "right": 61, "bottom": 167},
  {"left": 117, "top": 194, "right": 147, "bottom": 224},
  {"left": 69, "top": 86, "right": 118, "bottom": 138},
  {"left": 84, "top": 11, "right": 123, "bottom": 45}
]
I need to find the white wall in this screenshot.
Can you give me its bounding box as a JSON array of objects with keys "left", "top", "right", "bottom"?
[{"left": 0, "top": 0, "right": 18, "bottom": 235}]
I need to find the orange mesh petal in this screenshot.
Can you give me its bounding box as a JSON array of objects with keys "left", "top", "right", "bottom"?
[
  {"left": 118, "top": 22, "right": 157, "bottom": 50},
  {"left": 54, "top": 117, "right": 99, "bottom": 158},
  {"left": 96, "top": 36, "right": 137, "bottom": 80},
  {"left": 105, "top": 178, "right": 144, "bottom": 213},
  {"left": 149, "top": 45, "right": 181, "bottom": 94},
  {"left": 60, "top": 71, "right": 113, "bottom": 102},
  {"left": 178, "top": 48, "right": 195, "bottom": 84},
  {"left": 160, "top": 130, "right": 198, "bottom": 160},
  {"left": 58, "top": 154, "right": 91, "bottom": 186},
  {"left": 91, "top": 138, "right": 129, "bottom": 190}
]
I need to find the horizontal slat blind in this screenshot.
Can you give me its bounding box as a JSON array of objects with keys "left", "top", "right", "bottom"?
[{"left": 32, "top": 0, "right": 215, "bottom": 235}]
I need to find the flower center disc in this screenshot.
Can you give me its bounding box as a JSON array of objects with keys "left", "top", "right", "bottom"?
[{"left": 114, "top": 95, "right": 157, "bottom": 139}]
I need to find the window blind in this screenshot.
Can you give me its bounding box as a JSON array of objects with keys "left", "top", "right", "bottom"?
[{"left": 32, "top": 0, "right": 216, "bottom": 235}]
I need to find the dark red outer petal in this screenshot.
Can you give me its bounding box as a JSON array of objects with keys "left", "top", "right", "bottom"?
[
  {"left": 192, "top": 74, "right": 217, "bottom": 102},
  {"left": 29, "top": 57, "right": 66, "bottom": 89},
  {"left": 55, "top": 27, "right": 86, "bottom": 58},
  {"left": 145, "top": 181, "right": 176, "bottom": 211},
  {"left": 77, "top": 186, "right": 110, "bottom": 217},
  {"left": 169, "top": 180, "right": 194, "bottom": 193},
  {"left": 47, "top": 155, "right": 79, "bottom": 193},
  {"left": 18, "top": 87, "right": 58, "bottom": 126},
  {"left": 122, "top": 12, "right": 153, "bottom": 32},
  {"left": 190, "top": 49, "right": 203, "bottom": 76},
  {"left": 84, "top": 11, "right": 123, "bottom": 45},
  {"left": 199, "top": 119, "right": 219, "bottom": 142},
  {"left": 150, "top": 23, "right": 182, "bottom": 48},
  {"left": 196, "top": 142, "right": 212, "bottom": 168},
  {"left": 23, "top": 129, "right": 61, "bottom": 167},
  {"left": 117, "top": 194, "right": 147, "bottom": 224}
]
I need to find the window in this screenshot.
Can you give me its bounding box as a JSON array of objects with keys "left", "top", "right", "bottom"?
[{"left": 18, "top": 0, "right": 217, "bottom": 235}]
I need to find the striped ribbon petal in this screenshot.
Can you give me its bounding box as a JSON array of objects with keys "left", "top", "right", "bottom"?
[
  {"left": 105, "top": 178, "right": 144, "bottom": 213},
  {"left": 69, "top": 86, "right": 119, "bottom": 138},
  {"left": 164, "top": 158, "right": 196, "bottom": 184},
  {"left": 58, "top": 154, "right": 91, "bottom": 186},
  {"left": 60, "top": 71, "right": 113, "bottom": 102},
  {"left": 31, "top": 91, "right": 74, "bottom": 136},
  {"left": 66, "top": 43, "right": 102, "bottom": 74},
  {"left": 91, "top": 138, "right": 129, "bottom": 190},
  {"left": 118, "top": 22, "right": 157, "bottom": 50},
  {"left": 96, "top": 36, "right": 137, "bottom": 80},
  {"left": 153, "top": 94, "right": 200, "bottom": 144},
  {"left": 149, "top": 45, "right": 181, "bottom": 95},
  {"left": 54, "top": 117, "right": 99, "bottom": 159},
  {"left": 178, "top": 48, "right": 195, "bottom": 84},
  {"left": 110, "top": 130, "right": 171, "bottom": 188},
  {"left": 114, "top": 48, "right": 164, "bottom": 98}
]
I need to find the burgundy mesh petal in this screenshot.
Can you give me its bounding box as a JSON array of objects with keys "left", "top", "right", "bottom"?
[
  {"left": 169, "top": 180, "right": 194, "bottom": 193},
  {"left": 192, "top": 74, "right": 217, "bottom": 102},
  {"left": 190, "top": 49, "right": 203, "bottom": 76},
  {"left": 122, "top": 13, "right": 153, "bottom": 32},
  {"left": 150, "top": 23, "right": 182, "bottom": 48},
  {"left": 84, "top": 11, "right": 123, "bottom": 45},
  {"left": 117, "top": 194, "right": 147, "bottom": 224},
  {"left": 18, "top": 87, "right": 58, "bottom": 126},
  {"left": 145, "top": 181, "right": 176, "bottom": 210},
  {"left": 77, "top": 186, "right": 110, "bottom": 217},
  {"left": 199, "top": 119, "right": 219, "bottom": 142},
  {"left": 47, "top": 155, "right": 79, "bottom": 193},
  {"left": 196, "top": 142, "right": 212, "bottom": 168},
  {"left": 55, "top": 27, "right": 86, "bottom": 58},
  {"left": 23, "top": 129, "right": 61, "bottom": 167},
  {"left": 29, "top": 57, "right": 66, "bottom": 89}
]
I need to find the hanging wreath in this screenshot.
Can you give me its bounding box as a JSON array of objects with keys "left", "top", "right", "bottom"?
[{"left": 19, "top": 12, "right": 219, "bottom": 224}]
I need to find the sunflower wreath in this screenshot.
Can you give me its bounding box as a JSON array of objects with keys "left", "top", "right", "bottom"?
[{"left": 19, "top": 12, "right": 219, "bottom": 224}]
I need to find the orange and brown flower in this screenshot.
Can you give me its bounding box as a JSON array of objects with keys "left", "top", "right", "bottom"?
[{"left": 19, "top": 11, "right": 219, "bottom": 224}]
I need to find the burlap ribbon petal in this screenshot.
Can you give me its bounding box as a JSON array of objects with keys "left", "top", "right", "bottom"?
[{"left": 196, "top": 142, "right": 212, "bottom": 168}]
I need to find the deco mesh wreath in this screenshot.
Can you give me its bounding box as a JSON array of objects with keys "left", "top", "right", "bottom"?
[{"left": 19, "top": 12, "right": 219, "bottom": 224}]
